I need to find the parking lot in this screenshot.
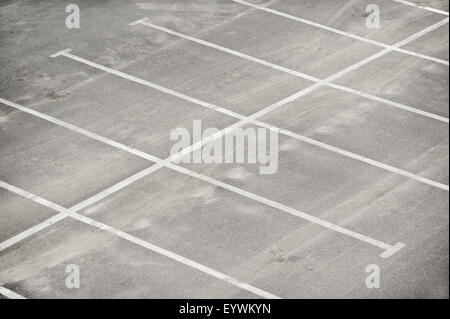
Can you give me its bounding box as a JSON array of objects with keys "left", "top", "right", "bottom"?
[{"left": 0, "top": 0, "right": 448, "bottom": 298}]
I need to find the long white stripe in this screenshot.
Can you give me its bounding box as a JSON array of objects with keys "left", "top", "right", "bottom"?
[
  {"left": 0, "top": 98, "right": 407, "bottom": 257},
  {"left": 0, "top": 181, "right": 279, "bottom": 299},
  {"left": 395, "top": 17, "right": 449, "bottom": 46},
  {"left": 0, "top": 213, "right": 68, "bottom": 251},
  {"left": 131, "top": 19, "right": 449, "bottom": 124},
  {"left": 392, "top": 0, "right": 449, "bottom": 15},
  {"left": 161, "top": 162, "right": 405, "bottom": 255},
  {"left": 327, "top": 83, "right": 449, "bottom": 123},
  {"left": 230, "top": 0, "right": 449, "bottom": 65},
  {"left": 130, "top": 18, "right": 320, "bottom": 82},
  {"left": 0, "top": 287, "right": 26, "bottom": 299}
]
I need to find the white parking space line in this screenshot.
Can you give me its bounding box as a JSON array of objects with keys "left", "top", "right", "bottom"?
[
  {"left": 0, "top": 98, "right": 407, "bottom": 257},
  {"left": 231, "top": 0, "right": 449, "bottom": 65},
  {"left": 325, "top": 83, "right": 449, "bottom": 123},
  {"left": 0, "top": 287, "right": 26, "bottom": 299},
  {"left": 46, "top": 47, "right": 449, "bottom": 191},
  {"left": 392, "top": 0, "right": 449, "bottom": 15},
  {"left": 129, "top": 18, "right": 320, "bottom": 82},
  {"left": 0, "top": 181, "right": 280, "bottom": 299},
  {"left": 131, "top": 18, "right": 449, "bottom": 123},
  {"left": 0, "top": 213, "right": 68, "bottom": 251}
]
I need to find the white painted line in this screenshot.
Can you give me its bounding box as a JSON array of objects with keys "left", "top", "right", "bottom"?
[
  {"left": 0, "top": 180, "right": 279, "bottom": 299},
  {"left": 392, "top": 0, "right": 449, "bottom": 16},
  {"left": 0, "top": 181, "right": 68, "bottom": 213},
  {"left": 327, "top": 83, "right": 449, "bottom": 123},
  {"left": 395, "top": 47, "right": 448, "bottom": 65},
  {"left": 68, "top": 211, "right": 281, "bottom": 299},
  {"left": 380, "top": 242, "right": 408, "bottom": 258},
  {"left": 0, "top": 98, "right": 408, "bottom": 257},
  {"left": 49, "top": 50, "right": 236, "bottom": 118},
  {"left": 0, "top": 97, "right": 163, "bottom": 163},
  {"left": 69, "top": 164, "right": 165, "bottom": 213},
  {"left": 49, "top": 48, "right": 72, "bottom": 58},
  {"left": 131, "top": 18, "right": 319, "bottom": 83},
  {"left": 0, "top": 213, "right": 68, "bottom": 251},
  {"left": 163, "top": 162, "right": 407, "bottom": 258},
  {"left": 129, "top": 17, "right": 149, "bottom": 26},
  {"left": 395, "top": 17, "right": 449, "bottom": 47},
  {"left": 46, "top": 50, "right": 449, "bottom": 190},
  {"left": 131, "top": 19, "right": 449, "bottom": 123},
  {"left": 253, "top": 121, "right": 450, "bottom": 191},
  {"left": 322, "top": 17, "right": 449, "bottom": 84},
  {"left": 0, "top": 287, "right": 26, "bottom": 299},
  {"left": 231, "top": 0, "right": 449, "bottom": 65}
]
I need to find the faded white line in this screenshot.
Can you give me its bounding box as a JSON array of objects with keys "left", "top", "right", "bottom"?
[
  {"left": 165, "top": 163, "right": 406, "bottom": 258},
  {"left": 231, "top": 0, "right": 449, "bottom": 65},
  {"left": 0, "top": 97, "right": 163, "bottom": 163},
  {"left": 130, "top": 18, "right": 319, "bottom": 82},
  {"left": 0, "top": 287, "right": 26, "bottom": 299},
  {"left": 0, "top": 98, "right": 407, "bottom": 257},
  {"left": 131, "top": 18, "right": 448, "bottom": 123},
  {"left": 392, "top": 0, "right": 449, "bottom": 15},
  {"left": 326, "top": 83, "right": 449, "bottom": 123},
  {"left": 0, "top": 213, "right": 68, "bottom": 251},
  {"left": 0, "top": 181, "right": 279, "bottom": 299}
]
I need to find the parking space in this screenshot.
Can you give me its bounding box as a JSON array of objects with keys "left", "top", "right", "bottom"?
[
  {"left": 0, "top": 103, "right": 150, "bottom": 207},
  {"left": 335, "top": 51, "right": 449, "bottom": 117},
  {"left": 261, "top": 85, "right": 449, "bottom": 182}
]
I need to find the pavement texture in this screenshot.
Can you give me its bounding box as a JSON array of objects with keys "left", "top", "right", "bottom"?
[{"left": 0, "top": 0, "right": 448, "bottom": 299}]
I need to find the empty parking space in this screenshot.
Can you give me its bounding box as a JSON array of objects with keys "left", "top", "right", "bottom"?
[
  {"left": 261, "top": 0, "right": 445, "bottom": 44},
  {"left": 0, "top": 191, "right": 57, "bottom": 243},
  {"left": 0, "top": 103, "right": 150, "bottom": 207},
  {"left": 261, "top": 85, "right": 449, "bottom": 182},
  {"left": 402, "top": 23, "right": 449, "bottom": 60},
  {"left": 335, "top": 51, "right": 449, "bottom": 117}
]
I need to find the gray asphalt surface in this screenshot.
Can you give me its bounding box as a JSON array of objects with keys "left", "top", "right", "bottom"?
[{"left": 0, "top": 0, "right": 448, "bottom": 299}]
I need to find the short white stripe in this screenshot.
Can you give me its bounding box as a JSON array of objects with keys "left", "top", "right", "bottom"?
[
  {"left": 0, "top": 287, "right": 26, "bottom": 299},
  {"left": 0, "top": 213, "right": 68, "bottom": 251},
  {"left": 392, "top": 0, "right": 449, "bottom": 15},
  {"left": 327, "top": 83, "right": 449, "bottom": 123}
]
